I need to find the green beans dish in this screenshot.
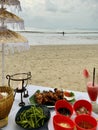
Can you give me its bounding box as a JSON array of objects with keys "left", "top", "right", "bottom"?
[{"left": 15, "top": 105, "right": 50, "bottom": 129}]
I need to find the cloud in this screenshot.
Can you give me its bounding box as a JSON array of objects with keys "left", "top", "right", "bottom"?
[
  {"left": 45, "top": 0, "right": 57, "bottom": 12},
  {"left": 16, "top": 0, "right": 98, "bottom": 30},
  {"left": 44, "top": 0, "right": 76, "bottom": 13}
]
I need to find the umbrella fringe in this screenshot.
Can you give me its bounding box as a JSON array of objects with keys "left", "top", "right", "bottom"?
[
  {"left": 0, "top": 43, "right": 29, "bottom": 55},
  {"left": 0, "top": 0, "right": 22, "bottom": 12},
  {"left": 0, "top": 8, "right": 24, "bottom": 29},
  {"left": 7, "top": 22, "right": 24, "bottom": 30}
]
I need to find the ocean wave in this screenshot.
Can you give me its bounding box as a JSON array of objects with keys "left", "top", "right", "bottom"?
[{"left": 19, "top": 31, "right": 98, "bottom": 45}]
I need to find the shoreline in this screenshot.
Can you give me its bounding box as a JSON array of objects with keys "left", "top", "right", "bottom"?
[{"left": 1, "top": 44, "right": 98, "bottom": 92}]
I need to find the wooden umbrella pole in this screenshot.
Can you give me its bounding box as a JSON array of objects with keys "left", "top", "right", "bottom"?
[{"left": 2, "top": 43, "right": 5, "bottom": 86}]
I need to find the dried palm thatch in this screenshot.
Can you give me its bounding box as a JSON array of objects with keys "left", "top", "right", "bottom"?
[
  {"left": 0, "top": 27, "right": 27, "bottom": 44},
  {"left": 0, "top": 8, "right": 24, "bottom": 29},
  {"left": 0, "top": 26, "right": 29, "bottom": 53}
]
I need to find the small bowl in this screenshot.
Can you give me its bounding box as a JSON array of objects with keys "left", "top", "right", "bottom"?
[
  {"left": 55, "top": 99, "right": 73, "bottom": 117},
  {"left": 53, "top": 114, "right": 75, "bottom": 130},
  {"left": 73, "top": 99, "right": 92, "bottom": 115},
  {"left": 15, "top": 105, "right": 50, "bottom": 130},
  {"left": 74, "top": 114, "right": 97, "bottom": 130},
  {"left": 64, "top": 91, "right": 75, "bottom": 102}
]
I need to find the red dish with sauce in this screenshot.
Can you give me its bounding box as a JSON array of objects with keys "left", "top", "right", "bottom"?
[
  {"left": 73, "top": 99, "right": 92, "bottom": 116},
  {"left": 74, "top": 114, "right": 97, "bottom": 130},
  {"left": 53, "top": 114, "right": 75, "bottom": 130},
  {"left": 55, "top": 99, "right": 73, "bottom": 117}
]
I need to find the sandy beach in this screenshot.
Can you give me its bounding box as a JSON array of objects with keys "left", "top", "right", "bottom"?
[{"left": 1, "top": 44, "right": 98, "bottom": 92}]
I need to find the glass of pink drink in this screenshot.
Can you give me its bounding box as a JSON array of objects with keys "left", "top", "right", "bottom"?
[{"left": 87, "top": 82, "right": 98, "bottom": 103}]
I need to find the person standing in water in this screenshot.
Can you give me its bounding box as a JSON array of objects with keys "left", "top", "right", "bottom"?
[{"left": 62, "top": 31, "right": 64, "bottom": 36}]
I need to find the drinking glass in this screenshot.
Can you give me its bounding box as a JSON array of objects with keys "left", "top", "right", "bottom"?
[{"left": 87, "top": 82, "right": 98, "bottom": 104}]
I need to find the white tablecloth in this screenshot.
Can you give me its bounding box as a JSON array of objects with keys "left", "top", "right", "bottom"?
[{"left": 1, "top": 85, "right": 98, "bottom": 130}]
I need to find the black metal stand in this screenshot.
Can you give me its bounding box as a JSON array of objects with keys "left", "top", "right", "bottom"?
[{"left": 6, "top": 72, "right": 32, "bottom": 107}]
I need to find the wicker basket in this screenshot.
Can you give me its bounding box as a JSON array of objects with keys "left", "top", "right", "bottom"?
[
  {"left": 0, "top": 86, "right": 14, "bottom": 120},
  {"left": 0, "top": 117, "right": 8, "bottom": 128}
]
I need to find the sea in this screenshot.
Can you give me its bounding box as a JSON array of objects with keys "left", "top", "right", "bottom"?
[{"left": 19, "top": 28, "right": 98, "bottom": 46}]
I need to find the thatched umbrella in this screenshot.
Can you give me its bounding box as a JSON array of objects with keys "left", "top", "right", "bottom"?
[
  {"left": 0, "top": 27, "right": 27, "bottom": 44},
  {"left": 0, "top": 8, "right": 24, "bottom": 29},
  {"left": 0, "top": 26, "right": 29, "bottom": 85},
  {"left": 0, "top": 0, "right": 29, "bottom": 85}
]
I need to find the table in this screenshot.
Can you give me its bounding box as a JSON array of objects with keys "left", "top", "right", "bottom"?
[{"left": 1, "top": 85, "right": 98, "bottom": 130}]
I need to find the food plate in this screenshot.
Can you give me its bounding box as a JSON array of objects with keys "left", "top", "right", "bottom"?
[
  {"left": 29, "top": 89, "right": 75, "bottom": 108},
  {"left": 29, "top": 95, "right": 54, "bottom": 108},
  {"left": 15, "top": 105, "right": 50, "bottom": 130},
  {"left": 29, "top": 88, "right": 63, "bottom": 108},
  {"left": 29, "top": 90, "right": 54, "bottom": 108},
  {"left": 29, "top": 96, "right": 54, "bottom": 108}
]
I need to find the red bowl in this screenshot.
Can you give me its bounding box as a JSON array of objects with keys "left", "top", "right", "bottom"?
[
  {"left": 53, "top": 114, "right": 75, "bottom": 130},
  {"left": 73, "top": 99, "right": 92, "bottom": 115},
  {"left": 74, "top": 114, "right": 97, "bottom": 130},
  {"left": 55, "top": 99, "right": 73, "bottom": 117}
]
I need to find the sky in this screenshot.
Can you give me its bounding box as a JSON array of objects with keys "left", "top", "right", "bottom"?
[{"left": 17, "top": 0, "right": 98, "bottom": 31}]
